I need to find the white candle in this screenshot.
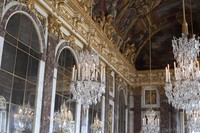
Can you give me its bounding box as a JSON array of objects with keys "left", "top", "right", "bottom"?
[
  {"left": 72, "top": 65, "right": 75, "bottom": 81},
  {"left": 143, "top": 118, "right": 145, "bottom": 125},
  {"left": 174, "top": 62, "right": 176, "bottom": 80},
  {"left": 158, "top": 119, "right": 159, "bottom": 126},
  {"left": 101, "top": 65, "right": 103, "bottom": 82},
  {"left": 96, "top": 71, "right": 98, "bottom": 81},
  {"left": 169, "top": 72, "right": 171, "bottom": 82},
  {"left": 103, "top": 67, "right": 106, "bottom": 83},
  {"left": 78, "top": 64, "right": 80, "bottom": 80},
  {"left": 74, "top": 70, "right": 77, "bottom": 81},
  {"left": 166, "top": 67, "right": 168, "bottom": 82}
]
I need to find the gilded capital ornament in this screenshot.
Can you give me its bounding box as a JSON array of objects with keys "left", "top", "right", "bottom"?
[{"left": 48, "top": 16, "right": 61, "bottom": 36}]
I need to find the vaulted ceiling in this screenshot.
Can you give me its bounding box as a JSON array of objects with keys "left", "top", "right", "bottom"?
[{"left": 93, "top": 0, "right": 200, "bottom": 70}]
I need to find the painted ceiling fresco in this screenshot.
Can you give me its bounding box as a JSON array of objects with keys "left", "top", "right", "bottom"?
[{"left": 93, "top": 0, "right": 200, "bottom": 70}]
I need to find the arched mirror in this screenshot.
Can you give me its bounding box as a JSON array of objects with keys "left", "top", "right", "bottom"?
[
  {"left": 0, "top": 13, "right": 41, "bottom": 132},
  {"left": 53, "top": 48, "right": 76, "bottom": 132}
]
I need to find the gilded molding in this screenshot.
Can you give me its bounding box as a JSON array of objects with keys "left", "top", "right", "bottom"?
[
  {"left": 133, "top": 69, "right": 169, "bottom": 86},
  {"left": 16, "top": 0, "right": 136, "bottom": 85},
  {"left": 48, "top": 15, "right": 61, "bottom": 36},
  {"left": 18, "top": 0, "right": 35, "bottom": 11}
]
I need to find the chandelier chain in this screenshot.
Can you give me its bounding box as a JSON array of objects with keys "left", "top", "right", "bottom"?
[
  {"left": 142, "top": 2, "right": 160, "bottom": 132},
  {"left": 190, "top": 0, "right": 193, "bottom": 35},
  {"left": 149, "top": 5, "right": 152, "bottom": 105},
  {"left": 182, "top": 0, "right": 186, "bottom": 22}
]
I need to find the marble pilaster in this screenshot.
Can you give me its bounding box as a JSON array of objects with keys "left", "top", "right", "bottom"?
[
  {"left": 40, "top": 34, "right": 57, "bottom": 133},
  {"left": 104, "top": 72, "right": 110, "bottom": 133},
  {"left": 114, "top": 79, "right": 119, "bottom": 133}
]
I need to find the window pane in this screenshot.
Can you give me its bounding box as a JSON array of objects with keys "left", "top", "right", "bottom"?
[
  {"left": 0, "top": 70, "right": 12, "bottom": 102},
  {"left": 56, "top": 72, "right": 64, "bottom": 96},
  {"left": 30, "top": 49, "right": 40, "bottom": 59},
  {"left": 31, "top": 28, "right": 40, "bottom": 52},
  {"left": 5, "top": 34, "right": 17, "bottom": 46},
  {"left": 54, "top": 94, "right": 62, "bottom": 112},
  {"left": 6, "top": 14, "right": 20, "bottom": 37},
  {"left": 18, "top": 41, "right": 29, "bottom": 53},
  {"left": 2, "top": 41, "right": 16, "bottom": 73},
  {"left": 9, "top": 104, "right": 18, "bottom": 133},
  {"left": 11, "top": 77, "right": 25, "bottom": 105},
  {"left": 25, "top": 82, "right": 36, "bottom": 107},
  {"left": 15, "top": 49, "right": 28, "bottom": 78},
  {"left": 27, "top": 56, "right": 39, "bottom": 84},
  {"left": 19, "top": 14, "right": 32, "bottom": 45},
  {"left": 9, "top": 104, "right": 32, "bottom": 133}
]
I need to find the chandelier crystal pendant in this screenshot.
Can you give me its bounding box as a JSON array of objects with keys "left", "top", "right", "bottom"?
[
  {"left": 91, "top": 113, "right": 103, "bottom": 133},
  {"left": 14, "top": 104, "right": 34, "bottom": 131},
  {"left": 187, "top": 110, "right": 200, "bottom": 132},
  {"left": 142, "top": 110, "right": 160, "bottom": 133},
  {"left": 70, "top": 50, "right": 106, "bottom": 110},
  {"left": 53, "top": 101, "right": 75, "bottom": 132},
  {"left": 165, "top": 0, "right": 200, "bottom": 114}
]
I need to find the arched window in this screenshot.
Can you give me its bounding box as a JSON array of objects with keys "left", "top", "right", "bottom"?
[
  {"left": 118, "top": 89, "right": 126, "bottom": 133},
  {"left": 54, "top": 48, "right": 76, "bottom": 132},
  {"left": 0, "top": 13, "right": 41, "bottom": 132}
]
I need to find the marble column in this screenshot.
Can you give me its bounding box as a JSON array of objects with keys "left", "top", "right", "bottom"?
[
  {"left": 114, "top": 77, "right": 119, "bottom": 133},
  {"left": 40, "top": 34, "right": 57, "bottom": 133},
  {"left": 133, "top": 87, "right": 142, "bottom": 133},
  {"left": 0, "top": 0, "right": 4, "bottom": 21},
  {"left": 104, "top": 69, "right": 111, "bottom": 133}
]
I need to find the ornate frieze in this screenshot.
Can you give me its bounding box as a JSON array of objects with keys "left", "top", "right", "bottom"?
[
  {"left": 5, "top": 0, "right": 147, "bottom": 86},
  {"left": 133, "top": 70, "right": 167, "bottom": 86}
]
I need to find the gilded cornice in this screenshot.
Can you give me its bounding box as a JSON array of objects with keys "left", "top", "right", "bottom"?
[{"left": 33, "top": 0, "right": 136, "bottom": 85}]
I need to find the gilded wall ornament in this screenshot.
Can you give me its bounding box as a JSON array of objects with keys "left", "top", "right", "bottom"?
[{"left": 48, "top": 16, "right": 61, "bottom": 36}]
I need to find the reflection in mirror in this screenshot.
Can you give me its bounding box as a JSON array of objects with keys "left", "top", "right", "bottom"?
[
  {"left": 0, "top": 96, "right": 7, "bottom": 133},
  {"left": 1, "top": 13, "right": 41, "bottom": 132},
  {"left": 54, "top": 48, "right": 76, "bottom": 132}
]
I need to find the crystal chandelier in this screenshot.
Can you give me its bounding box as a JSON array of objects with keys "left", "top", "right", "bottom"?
[
  {"left": 70, "top": 0, "right": 106, "bottom": 110},
  {"left": 70, "top": 51, "right": 106, "bottom": 110},
  {"left": 165, "top": 0, "right": 200, "bottom": 114},
  {"left": 142, "top": 110, "right": 160, "bottom": 133},
  {"left": 53, "top": 101, "right": 75, "bottom": 132},
  {"left": 91, "top": 114, "right": 103, "bottom": 133},
  {"left": 14, "top": 104, "right": 34, "bottom": 131},
  {"left": 187, "top": 110, "right": 200, "bottom": 132}
]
